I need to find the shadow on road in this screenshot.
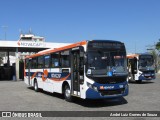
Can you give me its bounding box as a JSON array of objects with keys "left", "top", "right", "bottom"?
[
  {"left": 72, "top": 97, "right": 128, "bottom": 108},
  {"left": 129, "top": 81, "right": 155, "bottom": 84},
  {"left": 28, "top": 87, "right": 128, "bottom": 108}
]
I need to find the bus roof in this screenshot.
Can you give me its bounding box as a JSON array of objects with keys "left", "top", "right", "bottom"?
[
  {"left": 127, "top": 54, "right": 139, "bottom": 58},
  {"left": 127, "top": 53, "right": 152, "bottom": 59},
  {"left": 25, "top": 40, "right": 87, "bottom": 59},
  {"left": 25, "top": 39, "right": 125, "bottom": 59}
]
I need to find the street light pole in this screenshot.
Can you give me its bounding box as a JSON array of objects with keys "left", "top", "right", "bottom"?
[
  {"left": 2, "top": 26, "right": 8, "bottom": 40},
  {"left": 1, "top": 26, "right": 8, "bottom": 65}
]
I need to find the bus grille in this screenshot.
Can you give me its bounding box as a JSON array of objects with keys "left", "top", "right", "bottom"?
[
  {"left": 99, "top": 88, "right": 125, "bottom": 96},
  {"left": 92, "top": 76, "right": 127, "bottom": 84}
]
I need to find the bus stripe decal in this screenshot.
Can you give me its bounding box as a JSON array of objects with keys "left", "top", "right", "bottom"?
[
  {"left": 26, "top": 71, "right": 71, "bottom": 82},
  {"left": 49, "top": 73, "right": 71, "bottom": 82},
  {"left": 31, "top": 72, "right": 38, "bottom": 79}
]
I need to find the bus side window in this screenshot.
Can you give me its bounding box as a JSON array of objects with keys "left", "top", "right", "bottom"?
[
  {"left": 31, "top": 57, "right": 37, "bottom": 69},
  {"left": 38, "top": 56, "right": 44, "bottom": 68},
  {"left": 44, "top": 55, "right": 50, "bottom": 68},
  {"left": 61, "top": 50, "right": 70, "bottom": 67},
  {"left": 51, "top": 52, "right": 60, "bottom": 67}
]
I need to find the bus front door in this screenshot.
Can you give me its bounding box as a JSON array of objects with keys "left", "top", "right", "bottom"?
[{"left": 71, "top": 48, "right": 84, "bottom": 97}]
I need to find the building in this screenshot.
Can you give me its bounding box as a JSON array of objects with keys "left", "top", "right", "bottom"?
[{"left": 0, "top": 34, "right": 71, "bottom": 80}]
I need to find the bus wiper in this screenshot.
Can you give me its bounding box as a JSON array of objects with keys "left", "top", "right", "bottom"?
[
  {"left": 113, "top": 72, "right": 128, "bottom": 76},
  {"left": 89, "top": 67, "right": 95, "bottom": 70}
]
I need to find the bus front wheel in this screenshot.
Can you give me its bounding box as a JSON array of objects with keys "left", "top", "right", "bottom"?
[{"left": 64, "top": 85, "right": 72, "bottom": 102}]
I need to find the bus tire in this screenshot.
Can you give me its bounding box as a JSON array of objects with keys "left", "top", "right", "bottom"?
[
  {"left": 34, "top": 80, "right": 39, "bottom": 92},
  {"left": 64, "top": 84, "right": 72, "bottom": 102}
]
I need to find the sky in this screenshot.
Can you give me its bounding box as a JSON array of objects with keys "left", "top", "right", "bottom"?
[{"left": 0, "top": 0, "right": 160, "bottom": 53}]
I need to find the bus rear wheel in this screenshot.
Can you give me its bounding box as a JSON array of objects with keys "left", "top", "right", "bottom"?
[
  {"left": 64, "top": 85, "right": 73, "bottom": 102},
  {"left": 34, "top": 80, "right": 39, "bottom": 92}
]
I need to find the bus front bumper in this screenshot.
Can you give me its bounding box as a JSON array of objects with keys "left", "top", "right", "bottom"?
[
  {"left": 86, "top": 82, "right": 129, "bottom": 99},
  {"left": 138, "top": 74, "right": 156, "bottom": 80}
]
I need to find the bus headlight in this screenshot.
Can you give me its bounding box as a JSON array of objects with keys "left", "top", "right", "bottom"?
[
  {"left": 87, "top": 82, "right": 98, "bottom": 92},
  {"left": 125, "top": 84, "right": 128, "bottom": 89},
  {"left": 93, "top": 86, "right": 98, "bottom": 92},
  {"left": 87, "top": 82, "right": 92, "bottom": 88}
]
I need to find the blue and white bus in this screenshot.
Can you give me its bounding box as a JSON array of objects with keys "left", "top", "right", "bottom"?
[
  {"left": 24, "top": 40, "right": 129, "bottom": 101},
  {"left": 127, "top": 53, "right": 156, "bottom": 83}
]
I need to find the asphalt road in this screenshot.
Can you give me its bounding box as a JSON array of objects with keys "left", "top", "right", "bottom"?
[{"left": 0, "top": 74, "right": 160, "bottom": 120}]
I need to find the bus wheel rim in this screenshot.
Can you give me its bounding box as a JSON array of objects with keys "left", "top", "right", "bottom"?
[
  {"left": 35, "top": 83, "right": 37, "bottom": 90},
  {"left": 65, "top": 88, "right": 71, "bottom": 98}
]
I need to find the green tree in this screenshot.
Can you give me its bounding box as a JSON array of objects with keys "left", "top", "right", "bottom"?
[
  {"left": 156, "top": 40, "right": 160, "bottom": 50},
  {"left": 155, "top": 40, "right": 160, "bottom": 72}
]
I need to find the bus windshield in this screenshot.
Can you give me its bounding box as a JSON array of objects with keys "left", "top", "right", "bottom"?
[
  {"left": 139, "top": 55, "right": 154, "bottom": 70},
  {"left": 86, "top": 50, "right": 127, "bottom": 76}
]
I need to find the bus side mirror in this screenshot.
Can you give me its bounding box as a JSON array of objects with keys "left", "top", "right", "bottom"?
[{"left": 84, "top": 54, "right": 87, "bottom": 64}]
